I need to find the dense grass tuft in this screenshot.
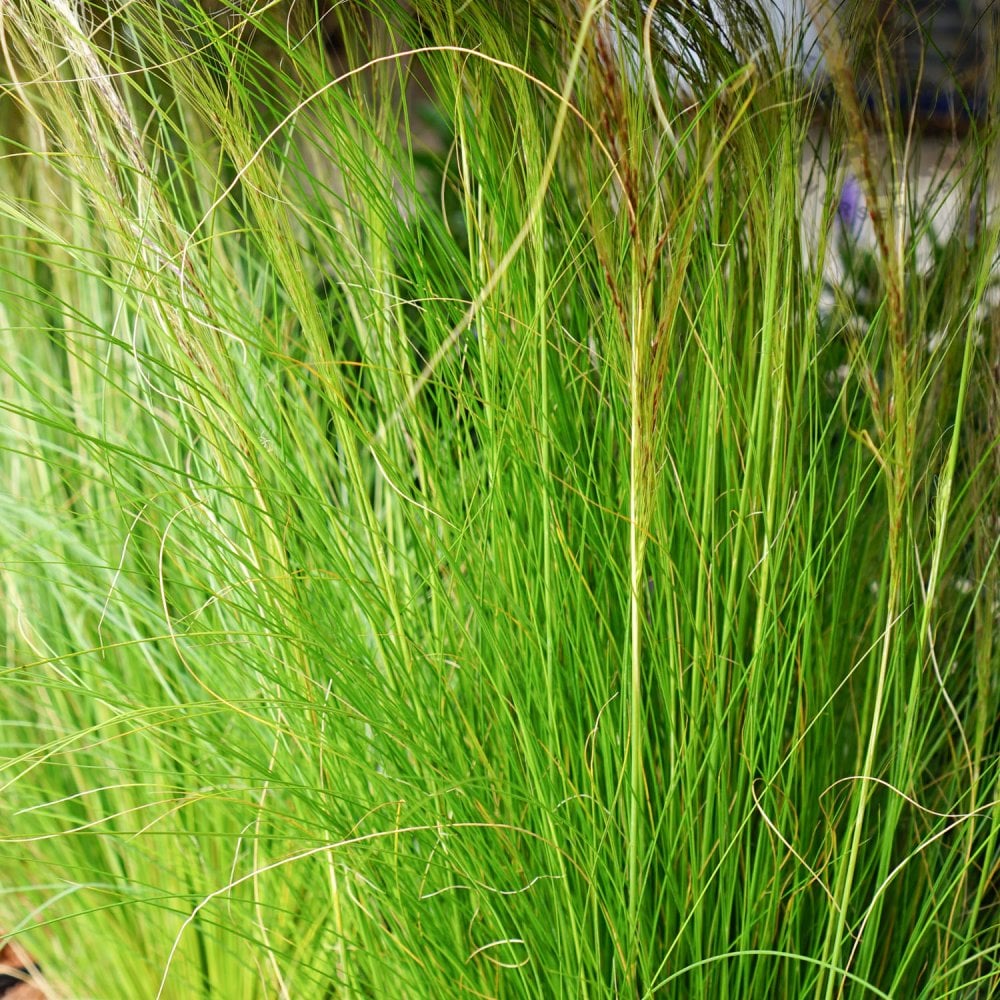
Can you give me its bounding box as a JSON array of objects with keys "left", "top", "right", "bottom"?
[{"left": 1, "top": 2, "right": 997, "bottom": 996}]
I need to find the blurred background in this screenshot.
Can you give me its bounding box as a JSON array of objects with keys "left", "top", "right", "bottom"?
[{"left": 652, "top": 0, "right": 996, "bottom": 133}]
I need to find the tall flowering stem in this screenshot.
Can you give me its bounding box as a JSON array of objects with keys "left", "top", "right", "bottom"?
[{"left": 806, "top": 3, "right": 919, "bottom": 997}]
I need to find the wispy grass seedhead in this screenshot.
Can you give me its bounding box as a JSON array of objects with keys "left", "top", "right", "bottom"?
[{"left": 0, "top": 1, "right": 997, "bottom": 997}]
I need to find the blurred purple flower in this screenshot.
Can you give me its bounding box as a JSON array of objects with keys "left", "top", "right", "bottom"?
[{"left": 837, "top": 173, "right": 866, "bottom": 237}]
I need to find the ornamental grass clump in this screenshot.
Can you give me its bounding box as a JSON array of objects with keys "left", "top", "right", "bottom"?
[{"left": 0, "top": 1, "right": 997, "bottom": 997}]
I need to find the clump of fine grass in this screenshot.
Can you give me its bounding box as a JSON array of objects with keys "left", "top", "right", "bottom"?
[{"left": 0, "top": 1, "right": 997, "bottom": 997}]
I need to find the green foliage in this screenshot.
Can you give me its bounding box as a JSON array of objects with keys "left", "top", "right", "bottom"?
[{"left": 0, "top": 1, "right": 997, "bottom": 997}]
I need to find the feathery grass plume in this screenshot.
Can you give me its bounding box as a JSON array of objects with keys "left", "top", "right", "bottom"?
[{"left": 0, "top": 0, "right": 997, "bottom": 996}]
